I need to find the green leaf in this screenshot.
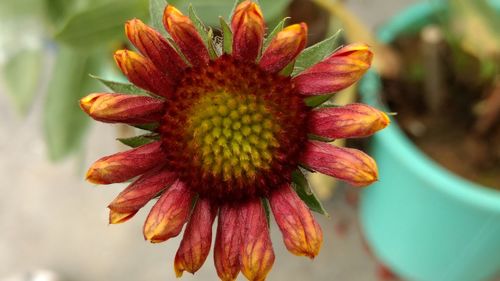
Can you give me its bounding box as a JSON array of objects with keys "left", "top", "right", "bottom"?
[
  {"left": 43, "top": 48, "right": 102, "bottom": 161},
  {"left": 304, "top": 94, "right": 334, "bottom": 107},
  {"left": 292, "top": 30, "right": 341, "bottom": 76},
  {"left": 117, "top": 134, "right": 158, "bottom": 147},
  {"left": 219, "top": 17, "right": 232, "bottom": 54},
  {"left": 54, "top": 0, "right": 148, "bottom": 49},
  {"left": 3, "top": 49, "right": 43, "bottom": 114},
  {"left": 188, "top": 5, "right": 217, "bottom": 59},
  {"left": 291, "top": 169, "right": 329, "bottom": 216},
  {"left": 149, "top": 0, "right": 169, "bottom": 38},
  {"left": 263, "top": 17, "right": 288, "bottom": 51},
  {"left": 90, "top": 74, "right": 151, "bottom": 95}
]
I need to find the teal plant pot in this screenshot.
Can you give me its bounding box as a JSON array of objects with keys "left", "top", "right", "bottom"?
[{"left": 359, "top": 2, "right": 500, "bottom": 281}]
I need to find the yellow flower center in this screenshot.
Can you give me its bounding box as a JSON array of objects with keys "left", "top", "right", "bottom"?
[{"left": 187, "top": 91, "right": 280, "bottom": 181}]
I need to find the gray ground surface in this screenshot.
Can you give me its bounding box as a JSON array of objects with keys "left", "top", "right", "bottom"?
[{"left": 0, "top": 0, "right": 419, "bottom": 280}]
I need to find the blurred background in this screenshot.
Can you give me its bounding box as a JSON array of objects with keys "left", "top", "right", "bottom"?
[{"left": 1, "top": 0, "right": 499, "bottom": 280}]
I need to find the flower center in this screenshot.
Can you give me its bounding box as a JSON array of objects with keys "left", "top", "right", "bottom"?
[
  {"left": 187, "top": 91, "right": 280, "bottom": 180},
  {"left": 160, "top": 55, "right": 308, "bottom": 202}
]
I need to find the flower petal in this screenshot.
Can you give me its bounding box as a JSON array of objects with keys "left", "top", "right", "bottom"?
[
  {"left": 231, "top": 0, "right": 265, "bottom": 62},
  {"left": 109, "top": 209, "right": 138, "bottom": 224},
  {"left": 108, "top": 168, "right": 177, "bottom": 213},
  {"left": 114, "top": 49, "right": 173, "bottom": 98},
  {"left": 143, "top": 180, "right": 194, "bottom": 243},
  {"left": 79, "top": 93, "right": 165, "bottom": 124},
  {"left": 240, "top": 199, "right": 275, "bottom": 281},
  {"left": 292, "top": 43, "right": 373, "bottom": 95},
  {"left": 125, "top": 18, "right": 187, "bottom": 80},
  {"left": 163, "top": 5, "right": 209, "bottom": 67},
  {"left": 300, "top": 140, "right": 378, "bottom": 187},
  {"left": 86, "top": 141, "right": 166, "bottom": 185},
  {"left": 308, "top": 103, "right": 390, "bottom": 139},
  {"left": 270, "top": 184, "right": 323, "bottom": 258},
  {"left": 214, "top": 204, "right": 242, "bottom": 281},
  {"left": 259, "top": 23, "right": 308, "bottom": 73},
  {"left": 174, "top": 198, "right": 216, "bottom": 277}
]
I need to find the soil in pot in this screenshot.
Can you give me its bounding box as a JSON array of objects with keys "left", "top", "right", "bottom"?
[{"left": 380, "top": 28, "right": 500, "bottom": 190}]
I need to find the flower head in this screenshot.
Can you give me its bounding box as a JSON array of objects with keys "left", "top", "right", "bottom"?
[{"left": 81, "top": 1, "right": 388, "bottom": 280}]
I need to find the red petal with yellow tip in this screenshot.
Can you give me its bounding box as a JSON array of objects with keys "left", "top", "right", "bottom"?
[
  {"left": 214, "top": 204, "right": 242, "bottom": 281},
  {"left": 114, "top": 50, "right": 174, "bottom": 98},
  {"left": 143, "top": 180, "right": 194, "bottom": 243},
  {"left": 270, "top": 184, "right": 323, "bottom": 258},
  {"left": 125, "top": 18, "right": 187, "bottom": 80},
  {"left": 240, "top": 199, "right": 275, "bottom": 281},
  {"left": 163, "top": 5, "right": 209, "bottom": 67},
  {"left": 300, "top": 140, "right": 378, "bottom": 187},
  {"left": 109, "top": 209, "right": 138, "bottom": 224},
  {"left": 108, "top": 168, "right": 177, "bottom": 213},
  {"left": 308, "top": 103, "right": 390, "bottom": 139},
  {"left": 231, "top": 0, "right": 265, "bottom": 62},
  {"left": 292, "top": 43, "right": 373, "bottom": 95},
  {"left": 259, "top": 23, "right": 308, "bottom": 73},
  {"left": 79, "top": 93, "right": 164, "bottom": 124},
  {"left": 174, "top": 199, "right": 216, "bottom": 277},
  {"left": 86, "top": 141, "right": 166, "bottom": 185}
]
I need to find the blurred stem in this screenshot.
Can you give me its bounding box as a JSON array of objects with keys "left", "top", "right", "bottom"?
[
  {"left": 474, "top": 77, "right": 500, "bottom": 135},
  {"left": 421, "top": 25, "right": 447, "bottom": 114},
  {"left": 311, "top": 0, "right": 401, "bottom": 78}
]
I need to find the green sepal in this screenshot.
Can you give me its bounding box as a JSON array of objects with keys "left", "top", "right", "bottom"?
[
  {"left": 188, "top": 4, "right": 217, "bottom": 59},
  {"left": 307, "top": 134, "right": 334, "bottom": 143},
  {"left": 220, "top": 17, "right": 233, "bottom": 54},
  {"left": 292, "top": 30, "right": 341, "bottom": 76},
  {"left": 263, "top": 17, "right": 288, "bottom": 51},
  {"left": 149, "top": 0, "right": 170, "bottom": 38},
  {"left": 117, "top": 133, "right": 160, "bottom": 148},
  {"left": 279, "top": 61, "right": 295, "bottom": 76},
  {"left": 261, "top": 198, "right": 271, "bottom": 226},
  {"left": 90, "top": 74, "right": 152, "bottom": 96},
  {"left": 304, "top": 94, "right": 334, "bottom": 107},
  {"left": 132, "top": 123, "right": 160, "bottom": 131},
  {"left": 291, "top": 169, "right": 329, "bottom": 216}
]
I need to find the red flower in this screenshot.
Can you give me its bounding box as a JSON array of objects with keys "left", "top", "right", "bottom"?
[{"left": 81, "top": 1, "right": 389, "bottom": 280}]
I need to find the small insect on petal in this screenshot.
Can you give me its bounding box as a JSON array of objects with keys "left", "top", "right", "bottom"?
[
  {"left": 259, "top": 23, "right": 308, "bottom": 73},
  {"left": 163, "top": 5, "right": 209, "bottom": 67},
  {"left": 125, "top": 18, "right": 187, "bottom": 80},
  {"left": 143, "top": 180, "right": 194, "bottom": 243},
  {"left": 308, "top": 103, "right": 390, "bottom": 139},
  {"left": 114, "top": 49, "right": 174, "bottom": 98},
  {"left": 231, "top": 0, "right": 265, "bottom": 62},
  {"left": 79, "top": 93, "right": 164, "bottom": 124},
  {"left": 108, "top": 168, "right": 177, "bottom": 214},
  {"left": 174, "top": 199, "right": 216, "bottom": 277},
  {"left": 240, "top": 199, "right": 275, "bottom": 281},
  {"left": 214, "top": 204, "right": 242, "bottom": 281},
  {"left": 86, "top": 141, "right": 167, "bottom": 185},
  {"left": 293, "top": 43, "right": 373, "bottom": 95},
  {"left": 270, "top": 184, "right": 323, "bottom": 258},
  {"left": 300, "top": 140, "right": 378, "bottom": 187}
]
